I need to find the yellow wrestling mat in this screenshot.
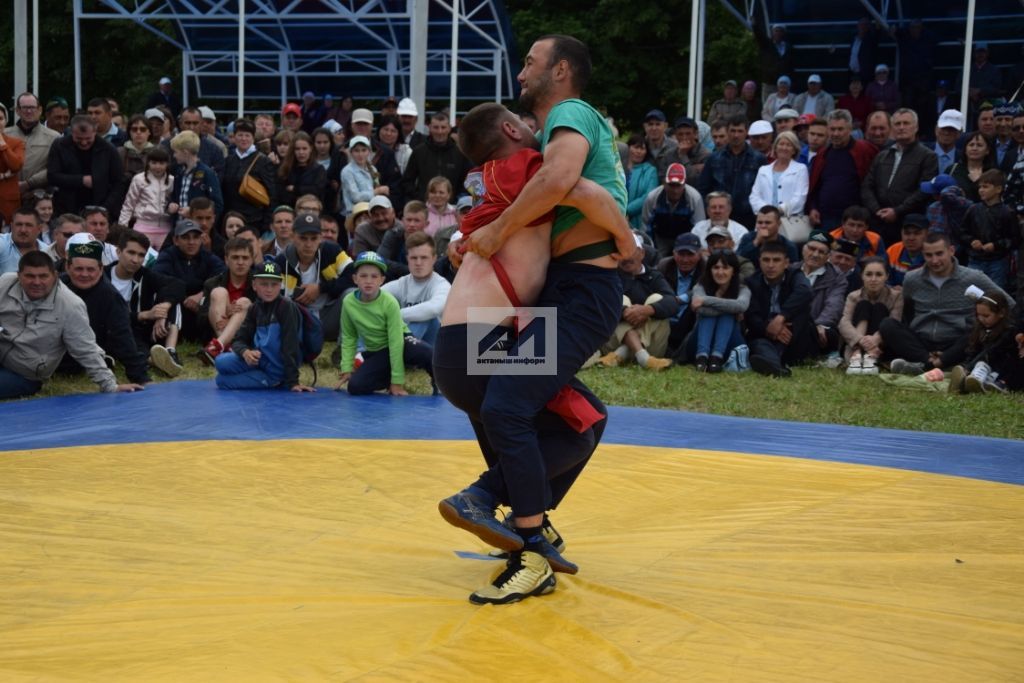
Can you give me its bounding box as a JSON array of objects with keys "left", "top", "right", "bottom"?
[{"left": 2, "top": 439, "right": 1023, "bottom": 681}]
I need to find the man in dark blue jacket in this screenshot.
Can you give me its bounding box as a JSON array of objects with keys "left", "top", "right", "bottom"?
[
  {"left": 152, "top": 219, "right": 226, "bottom": 341},
  {"left": 744, "top": 241, "right": 814, "bottom": 377},
  {"left": 697, "top": 115, "right": 766, "bottom": 229}
]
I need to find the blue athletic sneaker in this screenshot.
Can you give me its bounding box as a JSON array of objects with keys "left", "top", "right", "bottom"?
[
  {"left": 439, "top": 490, "right": 524, "bottom": 551},
  {"left": 489, "top": 517, "right": 576, "bottom": 573}
]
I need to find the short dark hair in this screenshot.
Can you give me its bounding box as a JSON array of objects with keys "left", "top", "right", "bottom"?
[
  {"left": 235, "top": 225, "right": 261, "bottom": 239},
  {"left": 725, "top": 114, "right": 748, "bottom": 129},
  {"left": 626, "top": 133, "right": 647, "bottom": 149},
  {"left": 405, "top": 230, "right": 435, "bottom": 253},
  {"left": 119, "top": 229, "right": 151, "bottom": 251},
  {"left": 924, "top": 231, "right": 952, "bottom": 247},
  {"left": 224, "top": 236, "right": 256, "bottom": 258},
  {"left": 842, "top": 205, "right": 872, "bottom": 224},
  {"left": 457, "top": 102, "right": 510, "bottom": 166},
  {"left": 537, "top": 34, "right": 592, "bottom": 93},
  {"left": 86, "top": 97, "right": 111, "bottom": 112},
  {"left": 70, "top": 114, "right": 95, "bottom": 131},
  {"left": 19, "top": 250, "right": 55, "bottom": 272},
  {"left": 12, "top": 207, "right": 40, "bottom": 224},
  {"left": 978, "top": 168, "right": 1005, "bottom": 187},
  {"left": 233, "top": 118, "right": 255, "bottom": 135},
  {"left": 757, "top": 205, "right": 782, "bottom": 221},
  {"left": 430, "top": 111, "right": 450, "bottom": 124},
  {"left": 760, "top": 241, "right": 789, "bottom": 258},
  {"left": 189, "top": 197, "right": 215, "bottom": 214}
]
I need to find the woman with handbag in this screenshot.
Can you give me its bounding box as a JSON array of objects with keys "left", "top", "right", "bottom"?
[
  {"left": 749, "top": 131, "right": 809, "bottom": 243},
  {"left": 221, "top": 118, "right": 276, "bottom": 233}
]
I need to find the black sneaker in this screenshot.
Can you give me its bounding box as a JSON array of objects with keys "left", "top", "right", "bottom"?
[
  {"left": 439, "top": 491, "right": 524, "bottom": 551},
  {"left": 150, "top": 345, "right": 183, "bottom": 377},
  {"left": 707, "top": 356, "right": 724, "bottom": 373},
  {"left": 490, "top": 517, "right": 575, "bottom": 572},
  {"left": 469, "top": 550, "right": 556, "bottom": 605},
  {"left": 750, "top": 354, "right": 787, "bottom": 377}
]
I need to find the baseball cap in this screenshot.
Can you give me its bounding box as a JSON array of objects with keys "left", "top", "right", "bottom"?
[
  {"left": 673, "top": 116, "right": 698, "bottom": 130},
  {"left": 774, "top": 108, "right": 799, "bottom": 121},
  {"left": 673, "top": 233, "right": 701, "bottom": 253},
  {"left": 901, "top": 213, "right": 928, "bottom": 231},
  {"left": 282, "top": 103, "right": 301, "bottom": 118},
  {"left": 322, "top": 119, "right": 342, "bottom": 134},
  {"left": 45, "top": 96, "right": 69, "bottom": 112},
  {"left": 294, "top": 213, "right": 321, "bottom": 234},
  {"left": 875, "top": 63, "right": 889, "bottom": 73},
  {"left": 353, "top": 251, "right": 388, "bottom": 274},
  {"left": 368, "top": 196, "right": 392, "bottom": 211},
  {"left": 397, "top": 97, "right": 418, "bottom": 117},
  {"left": 198, "top": 106, "right": 216, "bottom": 121},
  {"left": 456, "top": 195, "right": 474, "bottom": 212},
  {"left": 144, "top": 108, "right": 166, "bottom": 121},
  {"left": 252, "top": 261, "right": 284, "bottom": 280},
  {"left": 807, "top": 230, "right": 831, "bottom": 246},
  {"left": 351, "top": 108, "right": 374, "bottom": 124},
  {"left": 724, "top": 79, "right": 737, "bottom": 88},
  {"left": 974, "top": 41, "right": 988, "bottom": 51},
  {"left": 348, "top": 135, "right": 371, "bottom": 150},
  {"left": 174, "top": 219, "right": 202, "bottom": 236},
  {"left": 994, "top": 102, "right": 1022, "bottom": 117},
  {"left": 920, "top": 174, "right": 956, "bottom": 194},
  {"left": 665, "top": 163, "right": 687, "bottom": 185},
  {"left": 777, "top": 75, "right": 791, "bottom": 86},
  {"left": 807, "top": 74, "right": 822, "bottom": 84},
  {"left": 796, "top": 113, "right": 817, "bottom": 127},
  {"left": 159, "top": 76, "right": 172, "bottom": 85},
  {"left": 706, "top": 226, "right": 732, "bottom": 240},
  {"left": 749, "top": 120, "right": 774, "bottom": 136},
  {"left": 937, "top": 109, "right": 964, "bottom": 130},
  {"left": 302, "top": 90, "right": 315, "bottom": 99},
  {"left": 644, "top": 109, "right": 667, "bottom": 123}
]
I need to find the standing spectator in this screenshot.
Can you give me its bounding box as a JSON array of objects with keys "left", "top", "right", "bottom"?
[
  {"left": 891, "top": 19, "right": 936, "bottom": 119},
  {"left": 118, "top": 114, "right": 157, "bottom": 190},
  {"left": 744, "top": 241, "right": 814, "bottom": 377},
  {"left": 749, "top": 131, "right": 808, "bottom": 229},
  {"left": 300, "top": 91, "right": 325, "bottom": 134},
  {"left": 740, "top": 81, "right": 761, "bottom": 125},
  {"left": 932, "top": 109, "right": 963, "bottom": 174},
  {"left": 350, "top": 108, "right": 403, "bottom": 205},
  {"left": 146, "top": 77, "right": 182, "bottom": 121},
  {"left": 697, "top": 115, "right": 767, "bottom": 229},
  {"left": 341, "top": 135, "right": 386, "bottom": 216},
  {"left": 861, "top": 108, "right": 939, "bottom": 245},
  {"left": 396, "top": 98, "right": 426, "bottom": 149},
  {"left": 793, "top": 75, "right": 836, "bottom": 120},
  {"left": 848, "top": 17, "right": 880, "bottom": 84},
  {"left": 926, "top": 80, "right": 954, "bottom": 134},
  {"left": 865, "top": 64, "right": 900, "bottom": 114},
  {"left": 168, "top": 130, "right": 223, "bottom": 221},
  {"left": 798, "top": 117, "right": 828, "bottom": 166},
  {"left": 47, "top": 115, "right": 123, "bottom": 217},
  {"left": 220, "top": 118, "right": 277, "bottom": 233},
  {"left": 663, "top": 117, "right": 710, "bottom": 180},
  {"left": 641, "top": 109, "right": 677, "bottom": 179},
  {"left": 837, "top": 78, "right": 872, "bottom": 133},
  {"left": 254, "top": 113, "right": 277, "bottom": 155},
  {"left": 170, "top": 107, "right": 226, "bottom": 177},
  {"left": 118, "top": 146, "right": 175, "bottom": 250},
  {"left": 808, "top": 109, "right": 878, "bottom": 230},
  {"left": 400, "top": 112, "right": 471, "bottom": 203},
  {"left": 375, "top": 115, "right": 412, "bottom": 175},
  {"left": 43, "top": 213, "right": 84, "bottom": 269},
  {"left": 976, "top": 103, "right": 997, "bottom": 138},
  {"left": 86, "top": 98, "right": 127, "bottom": 148},
  {"left": 762, "top": 76, "right": 796, "bottom": 121},
  {"left": 43, "top": 97, "right": 70, "bottom": 135},
  {"left": 994, "top": 103, "right": 1019, "bottom": 171},
  {"left": 747, "top": 120, "right": 775, "bottom": 157},
  {"left": 959, "top": 169, "right": 1019, "bottom": 289},
  {"left": 280, "top": 103, "right": 303, "bottom": 133},
  {"left": 0, "top": 105, "right": 25, "bottom": 225},
  {"left": 641, "top": 163, "right": 705, "bottom": 258},
  {"left": 946, "top": 130, "right": 997, "bottom": 202},
  {"left": 5, "top": 92, "right": 58, "bottom": 197},
  {"left": 753, "top": 15, "right": 795, "bottom": 101},
  {"left": 276, "top": 131, "right": 326, "bottom": 208},
  {"left": 865, "top": 111, "right": 894, "bottom": 149},
  {"left": 624, "top": 134, "right": 659, "bottom": 231},
  {"left": 708, "top": 81, "right": 746, "bottom": 124},
  {"left": 962, "top": 43, "right": 1004, "bottom": 116}
]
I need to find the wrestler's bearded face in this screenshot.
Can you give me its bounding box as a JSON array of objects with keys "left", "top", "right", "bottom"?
[{"left": 518, "top": 66, "right": 554, "bottom": 113}]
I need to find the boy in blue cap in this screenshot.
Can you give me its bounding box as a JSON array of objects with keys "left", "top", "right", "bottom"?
[{"left": 214, "top": 260, "right": 315, "bottom": 391}]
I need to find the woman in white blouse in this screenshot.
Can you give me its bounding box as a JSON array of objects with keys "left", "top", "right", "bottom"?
[{"left": 748, "top": 131, "right": 808, "bottom": 218}]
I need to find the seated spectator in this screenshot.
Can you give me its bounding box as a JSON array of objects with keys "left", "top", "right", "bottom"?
[
  {"left": 168, "top": 130, "right": 223, "bottom": 221},
  {"left": 597, "top": 239, "right": 678, "bottom": 371},
  {"left": 706, "top": 227, "right": 755, "bottom": 280},
  {"left": 0, "top": 251, "right": 142, "bottom": 398},
  {"left": 275, "top": 212, "right": 354, "bottom": 343},
  {"left": 947, "top": 291, "right": 1020, "bottom": 393},
  {"left": 59, "top": 236, "right": 151, "bottom": 385},
  {"left": 830, "top": 236, "right": 863, "bottom": 292},
  {"left": 885, "top": 213, "right": 928, "bottom": 286},
  {"left": 663, "top": 117, "right": 711, "bottom": 180},
  {"left": 262, "top": 205, "right": 294, "bottom": 258},
  {"left": 946, "top": 131, "right": 997, "bottom": 201},
  {"left": 737, "top": 205, "right": 798, "bottom": 267},
  {"left": 656, "top": 233, "right": 705, "bottom": 355},
  {"left": 744, "top": 241, "right": 814, "bottom": 376},
  {"left": 793, "top": 74, "right": 836, "bottom": 119},
  {"left": 214, "top": 261, "right": 315, "bottom": 392},
  {"left": 840, "top": 256, "right": 903, "bottom": 375},
  {"left": 708, "top": 80, "right": 747, "bottom": 125},
  {"left": 688, "top": 249, "right": 750, "bottom": 372},
  {"left": 794, "top": 231, "right": 848, "bottom": 355},
  {"left": 709, "top": 120, "right": 728, "bottom": 150},
  {"left": 829, "top": 205, "right": 885, "bottom": 257},
  {"left": 381, "top": 231, "right": 451, "bottom": 345},
  {"left": 81, "top": 206, "right": 120, "bottom": 265},
  {"left": 337, "top": 251, "right": 434, "bottom": 396},
  {"left": 197, "top": 236, "right": 256, "bottom": 365},
  {"left": 740, "top": 81, "right": 761, "bottom": 125},
  {"left": 320, "top": 213, "right": 343, "bottom": 249},
  {"left": 865, "top": 64, "right": 900, "bottom": 113},
  {"left": 105, "top": 229, "right": 186, "bottom": 377},
  {"left": 425, "top": 175, "right": 457, "bottom": 238},
  {"left": 959, "top": 169, "right": 1019, "bottom": 289},
  {"left": 691, "top": 191, "right": 749, "bottom": 248},
  {"left": 378, "top": 200, "right": 427, "bottom": 278},
  {"left": 118, "top": 146, "right": 175, "bottom": 250},
  {"left": 151, "top": 219, "right": 226, "bottom": 341},
  {"left": 32, "top": 193, "right": 56, "bottom": 241},
  {"left": 43, "top": 213, "right": 85, "bottom": 271},
  {"left": 762, "top": 76, "right": 795, "bottom": 120},
  {"left": 882, "top": 232, "right": 1015, "bottom": 373},
  {"left": 624, "top": 133, "right": 659, "bottom": 231},
  {"left": 434, "top": 196, "right": 472, "bottom": 259},
  {"left": 184, "top": 196, "right": 225, "bottom": 258},
  {"left": 641, "top": 162, "right": 705, "bottom": 258},
  {"left": 1, "top": 207, "right": 47, "bottom": 274},
  {"left": 351, "top": 196, "right": 401, "bottom": 255},
  {"left": 749, "top": 131, "right": 808, "bottom": 228},
  {"left": 921, "top": 174, "right": 972, "bottom": 243}
]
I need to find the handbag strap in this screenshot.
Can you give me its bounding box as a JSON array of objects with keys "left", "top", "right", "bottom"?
[{"left": 243, "top": 153, "right": 260, "bottom": 177}]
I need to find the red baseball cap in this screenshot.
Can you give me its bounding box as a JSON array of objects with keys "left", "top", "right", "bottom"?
[
  {"left": 665, "top": 163, "right": 686, "bottom": 185},
  {"left": 281, "top": 103, "right": 301, "bottom": 118},
  {"left": 796, "top": 113, "right": 817, "bottom": 127}
]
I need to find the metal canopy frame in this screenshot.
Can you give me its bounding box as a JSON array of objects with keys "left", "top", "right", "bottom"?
[{"left": 72, "top": 0, "right": 517, "bottom": 116}]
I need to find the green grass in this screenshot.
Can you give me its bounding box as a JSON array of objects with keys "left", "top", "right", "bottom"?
[{"left": 19, "top": 343, "right": 1024, "bottom": 441}]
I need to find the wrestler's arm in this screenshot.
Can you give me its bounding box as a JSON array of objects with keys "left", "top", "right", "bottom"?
[
  {"left": 560, "top": 177, "right": 637, "bottom": 260},
  {"left": 463, "top": 128, "right": 586, "bottom": 259}
]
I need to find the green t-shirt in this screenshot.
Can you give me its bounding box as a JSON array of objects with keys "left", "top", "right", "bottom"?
[
  {"left": 340, "top": 289, "right": 410, "bottom": 383},
  {"left": 541, "top": 98, "right": 627, "bottom": 240}
]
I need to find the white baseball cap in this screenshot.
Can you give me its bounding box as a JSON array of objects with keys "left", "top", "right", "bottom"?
[
  {"left": 368, "top": 196, "right": 392, "bottom": 211},
  {"left": 397, "top": 97, "right": 418, "bottom": 117},
  {"left": 749, "top": 120, "right": 774, "bottom": 136},
  {"left": 144, "top": 108, "right": 165, "bottom": 121},
  {"left": 351, "top": 108, "right": 374, "bottom": 125},
  {"left": 198, "top": 106, "right": 216, "bottom": 121},
  {"left": 937, "top": 109, "right": 964, "bottom": 131}
]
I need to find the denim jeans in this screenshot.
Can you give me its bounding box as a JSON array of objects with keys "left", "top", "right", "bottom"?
[
  {"left": 968, "top": 257, "right": 1009, "bottom": 291},
  {"left": 0, "top": 366, "right": 43, "bottom": 399},
  {"left": 693, "top": 314, "right": 745, "bottom": 359}
]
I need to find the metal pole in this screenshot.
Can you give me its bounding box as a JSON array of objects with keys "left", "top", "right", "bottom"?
[
  {"left": 959, "top": 0, "right": 976, "bottom": 118},
  {"left": 73, "top": 0, "right": 82, "bottom": 108},
  {"left": 32, "top": 0, "right": 39, "bottom": 94},
  {"left": 182, "top": 53, "right": 189, "bottom": 109},
  {"left": 448, "top": 0, "right": 459, "bottom": 120},
  {"left": 687, "top": 0, "right": 699, "bottom": 118},
  {"left": 15, "top": 0, "right": 28, "bottom": 100},
  {"left": 409, "top": 0, "right": 428, "bottom": 130},
  {"left": 696, "top": 0, "right": 706, "bottom": 120},
  {"left": 238, "top": 0, "right": 245, "bottom": 118}
]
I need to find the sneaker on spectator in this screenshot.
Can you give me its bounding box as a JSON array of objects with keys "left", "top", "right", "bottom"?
[
  {"left": 845, "top": 352, "right": 864, "bottom": 375},
  {"left": 198, "top": 338, "right": 223, "bottom": 366},
  {"left": 750, "top": 354, "right": 790, "bottom": 377},
  {"left": 948, "top": 365, "right": 967, "bottom": 394},
  {"left": 890, "top": 358, "right": 925, "bottom": 376},
  {"left": 643, "top": 356, "right": 672, "bottom": 371},
  {"left": 469, "top": 550, "right": 556, "bottom": 605},
  {"left": 964, "top": 362, "right": 993, "bottom": 394},
  {"left": 860, "top": 354, "right": 879, "bottom": 375},
  {"left": 821, "top": 351, "right": 843, "bottom": 369},
  {"left": 439, "top": 490, "right": 524, "bottom": 551},
  {"left": 599, "top": 351, "right": 621, "bottom": 367},
  {"left": 150, "top": 345, "right": 183, "bottom": 377}
]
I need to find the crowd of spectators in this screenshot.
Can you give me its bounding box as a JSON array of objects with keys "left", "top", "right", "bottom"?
[{"left": 1, "top": 17, "right": 1022, "bottom": 399}]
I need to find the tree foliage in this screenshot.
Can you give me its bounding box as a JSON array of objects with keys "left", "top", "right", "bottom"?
[{"left": 505, "top": 0, "right": 757, "bottom": 135}]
